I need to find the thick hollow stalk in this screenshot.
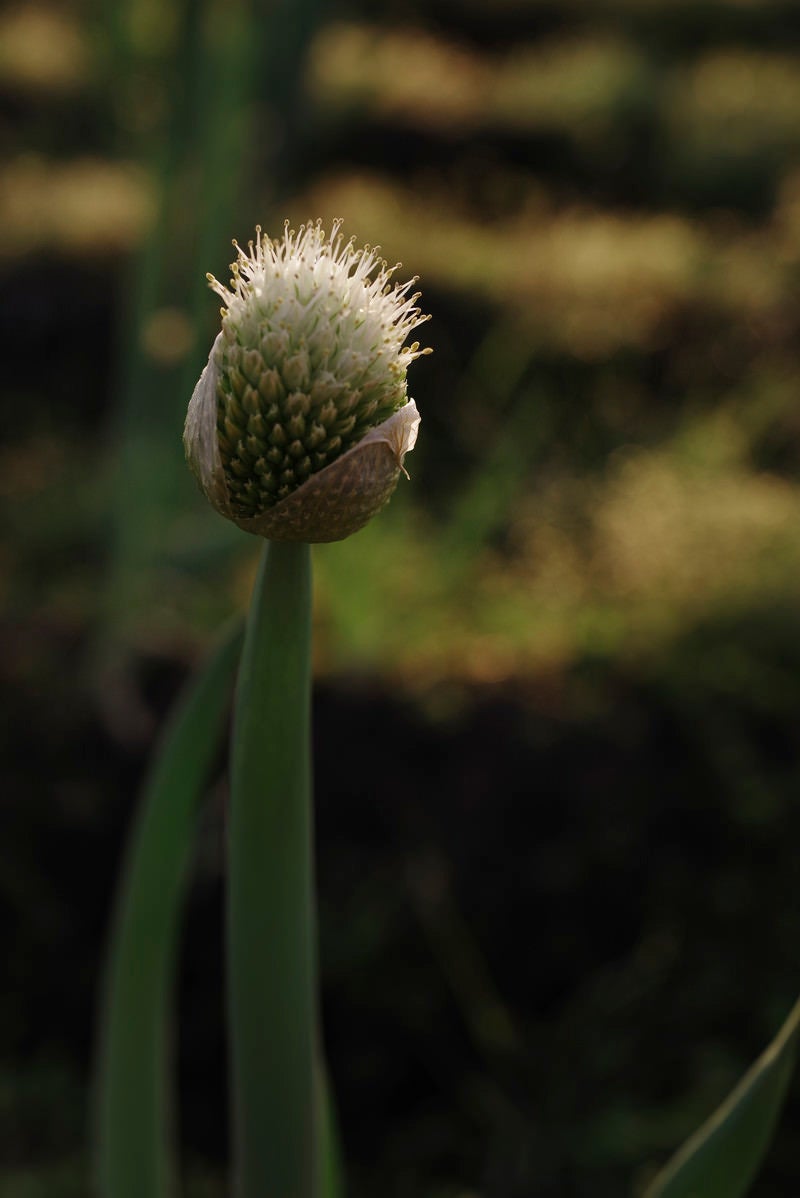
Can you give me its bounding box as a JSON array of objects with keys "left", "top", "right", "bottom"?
[{"left": 229, "top": 540, "right": 317, "bottom": 1198}]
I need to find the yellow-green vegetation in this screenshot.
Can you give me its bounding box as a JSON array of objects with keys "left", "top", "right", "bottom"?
[
  {"left": 3, "top": 2, "right": 800, "bottom": 692},
  {"left": 308, "top": 25, "right": 651, "bottom": 140}
]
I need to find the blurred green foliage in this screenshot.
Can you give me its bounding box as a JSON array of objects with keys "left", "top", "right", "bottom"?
[{"left": 2, "top": 0, "right": 800, "bottom": 1192}]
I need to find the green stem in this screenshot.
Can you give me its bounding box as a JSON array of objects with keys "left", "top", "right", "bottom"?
[
  {"left": 229, "top": 540, "right": 317, "bottom": 1198},
  {"left": 96, "top": 618, "right": 244, "bottom": 1198}
]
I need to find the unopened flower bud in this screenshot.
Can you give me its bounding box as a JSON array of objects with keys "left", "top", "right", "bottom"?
[{"left": 184, "top": 220, "right": 431, "bottom": 542}]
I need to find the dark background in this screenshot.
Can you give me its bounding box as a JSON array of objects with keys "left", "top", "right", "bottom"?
[{"left": 2, "top": 0, "right": 800, "bottom": 1194}]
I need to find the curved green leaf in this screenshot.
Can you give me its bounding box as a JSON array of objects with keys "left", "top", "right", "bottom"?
[
  {"left": 318, "top": 1063, "right": 345, "bottom": 1198},
  {"left": 644, "top": 994, "right": 800, "bottom": 1198},
  {"left": 95, "top": 617, "right": 244, "bottom": 1198}
]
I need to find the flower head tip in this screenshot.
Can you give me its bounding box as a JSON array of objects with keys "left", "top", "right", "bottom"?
[{"left": 184, "top": 220, "right": 431, "bottom": 542}]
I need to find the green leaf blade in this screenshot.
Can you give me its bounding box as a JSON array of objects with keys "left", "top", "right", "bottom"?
[
  {"left": 318, "top": 1064, "right": 345, "bottom": 1198},
  {"left": 644, "top": 995, "right": 800, "bottom": 1198},
  {"left": 95, "top": 618, "right": 244, "bottom": 1198}
]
